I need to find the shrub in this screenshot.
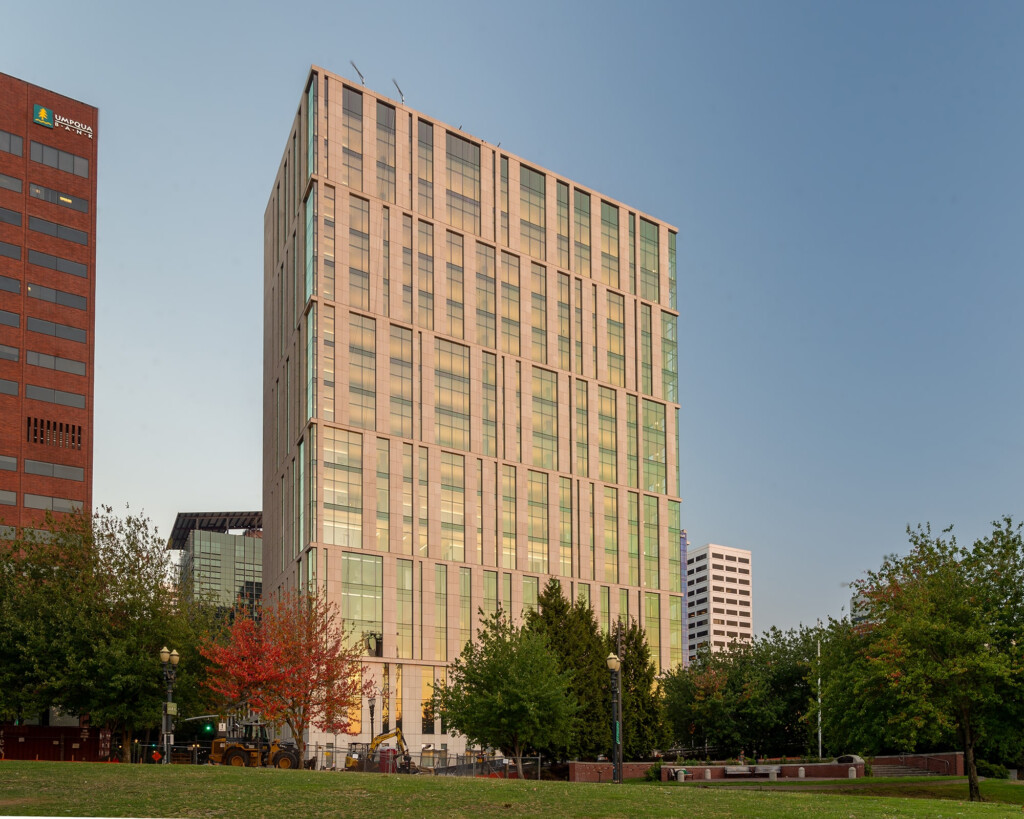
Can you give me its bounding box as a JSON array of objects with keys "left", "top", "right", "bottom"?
[
  {"left": 975, "top": 759, "right": 1008, "bottom": 779},
  {"left": 643, "top": 760, "right": 664, "bottom": 782}
]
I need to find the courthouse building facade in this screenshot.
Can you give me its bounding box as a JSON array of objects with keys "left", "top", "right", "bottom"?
[
  {"left": 0, "top": 74, "right": 97, "bottom": 534},
  {"left": 263, "top": 66, "right": 683, "bottom": 752}
]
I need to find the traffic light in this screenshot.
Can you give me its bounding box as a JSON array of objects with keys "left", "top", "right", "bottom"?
[{"left": 203, "top": 722, "right": 215, "bottom": 735}]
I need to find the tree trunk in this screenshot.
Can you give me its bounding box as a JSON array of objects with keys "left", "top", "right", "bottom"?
[
  {"left": 120, "top": 726, "right": 131, "bottom": 763},
  {"left": 961, "top": 708, "right": 981, "bottom": 802},
  {"left": 514, "top": 740, "right": 524, "bottom": 780}
]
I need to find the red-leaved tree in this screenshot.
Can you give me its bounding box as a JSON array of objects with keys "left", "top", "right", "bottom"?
[{"left": 200, "top": 591, "right": 365, "bottom": 757}]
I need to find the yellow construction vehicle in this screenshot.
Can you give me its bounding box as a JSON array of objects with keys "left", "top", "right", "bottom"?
[
  {"left": 208, "top": 719, "right": 301, "bottom": 769},
  {"left": 345, "top": 727, "right": 415, "bottom": 772}
]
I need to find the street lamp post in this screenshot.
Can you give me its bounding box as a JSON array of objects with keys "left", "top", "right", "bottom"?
[
  {"left": 606, "top": 652, "right": 622, "bottom": 784},
  {"left": 369, "top": 695, "right": 376, "bottom": 744},
  {"left": 159, "top": 646, "right": 180, "bottom": 765}
]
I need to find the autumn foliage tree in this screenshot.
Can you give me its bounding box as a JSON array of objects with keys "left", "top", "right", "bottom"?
[{"left": 201, "top": 591, "right": 365, "bottom": 757}]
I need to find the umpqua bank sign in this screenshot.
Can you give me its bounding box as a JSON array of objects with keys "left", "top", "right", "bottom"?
[{"left": 33, "top": 104, "right": 93, "bottom": 139}]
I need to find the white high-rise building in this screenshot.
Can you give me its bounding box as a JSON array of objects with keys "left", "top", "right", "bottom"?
[{"left": 686, "top": 543, "right": 752, "bottom": 660}]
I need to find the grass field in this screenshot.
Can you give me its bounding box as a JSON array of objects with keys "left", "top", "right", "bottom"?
[{"left": 1, "top": 762, "right": 1023, "bottom": 818}]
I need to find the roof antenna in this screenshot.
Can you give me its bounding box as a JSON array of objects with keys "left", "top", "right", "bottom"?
[
  {"left": 350, "top": 60, "right": 366, "bottom": 85},
  {"left": 392, "top": 78, "right": 405, "bottom": 104}
]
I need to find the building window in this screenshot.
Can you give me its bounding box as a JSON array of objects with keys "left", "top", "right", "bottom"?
[
  {"left": 342, "top": 86, "right": 363, "bottom": 190},
  {"left": 29, "top": 181, "right": 88, "bottom": 212},
  {"left": 641, "top": 304, "right": 653, "bottom": 395},
  {"left": 321, "top": 305, "right": 335, "bottom": 421},
  {"left": 30, "top": 141, "right": 88, "bottom": 178},
  {"left": 376, "top": 439, "right": 390, "bottom": 551},
  {"left": 435, "top": 339, "right": 470, "bottom": 451},
  {"left": 574, "top": 190, "right": 591, "bottom": 276},
  {"left": 26, "top": 417, "right": 83, "bottom": 449},
  {"left": 25, "top": 384, "right": 85, "bottom": 408},
  {"left": 0, "top": 130, "right": 24, "bottom": 157},
  {"left": 642, "top": 399, "right": 667, "bottom": 493},
  {"left": 559, "top": 476, "right": 572, "bottom": 577},
  {"left": 483, "top": 570, "right": 498, "bottom": 619},
  {"left": 27, "top": 248, "right": 87, "bottom": 278},
  {"left": 598, "top": 386, "right": 617, "bottom": 484},
  {"left": 575, "top": 380, "right": 589, "bottom": 477},
  {"left": 557, "top": 273, "right": 570, "bottom": 371},
  {"left": 501, "top": 465, "right": 516, "bottom": 570},
  {"left": 556, "top": 181, "right": 570, "bottom": 269},
  {"left": 527, "top": 471, "right": 549, "bottom": 574},
  {"left": 607, "top": 292, "right": 625, "bottom": 387},
  {"left": 28, "top": 215, "right": 88, "bottom": 246},
  {"left": 341, "top": 552, "right": 383, "bottom": 649},
  {"left": 600, "top": 202, "right": 619, "bottom": 288},
  {"left": 646, "top": 593, "right": 661, "bottom": 673},
  {"left": 446, "top": 133, "right": 480, "bottom": 234},
  {"left": 349, "top": 313, "right": 375, "bottom": 430},
  {"left": 389, "top": 325, "right": 413, "bottom": 437},
  {"left": 346, "top": 196, "right": 370, "bottom": 308},
  {"left": 600, "top": 489, "right": 620, "bottom": 586},
  {"left": 640, "top": 218, "right": 660, "bottom": 303},
  {"left": 323, "top": 427, "right": 362, "bottom": 548},
  {"left": 500, "top": 156, "right": 509, "bottom": 245},
  {"left": 418, "top": 447, "right": 429, "bottom": 557},
  {"left": 24, "top": 494, "right": 82, "bottom": 513},
  {"left": 475, "top": 243, "right": 496, "bottom": 348},
  {"left": 440, "top": 451, "right": 465, "bottom": 562},
  {"left": 459, "top": 567, "right": 472, "bottom": 650},
  {"left": 376, "top": 101, "right": 396, "bottom": 203},
  {"left": 435, "top": 563, "right": 448, "bottom": 662},
  {"left": 446, "top": 232, "right": 465, "bottom": 339},
  {"left": 520, "top": 165, "right": 546, "bottom": 260},
  {"left": 482, "top": 352, "right": 497, "bottom": 457},
  {"left": 662, "top": 311, "right": 678, "bottom": 404},
  {"left": 669, "top": 231, "right": 678, "bottom": 310},
  {"left": 500, "top": 251, "right": 520, "bottom": 356},
  {"left": 531, "top": 367, "right": 558, "bottom": 470},
  {"left": 627, "top": 492, "right": 640, "bottom": 587},
  {"left": 627, "top": 395, "right": 638, "bottom": 488},
  {"left": 417, "top": 221, "right": 434, "bottom": 330},
  {"left": 24, "top": 459, "right": 84, "bottom": 481},
  {"left": 644, "top": 495, "right": 660, "bottom": 589},
  {"left": 530, "top": 263, "right": 547, "bottom": 363},
  {"left": 417, "top": 120, "right": 434, "bottom": 217}
]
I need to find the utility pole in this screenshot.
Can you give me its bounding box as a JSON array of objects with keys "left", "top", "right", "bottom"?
[{"left": 817, "top": 619, "right": 822, "bottom": 759}]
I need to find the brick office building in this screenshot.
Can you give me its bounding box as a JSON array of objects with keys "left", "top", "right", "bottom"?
[{"left": 0, "top": 74, "right": 97, "bottom": 534}]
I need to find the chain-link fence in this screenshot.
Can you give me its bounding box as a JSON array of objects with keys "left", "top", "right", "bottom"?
[{"left": 302, "top": 743, "right": 540, "bottom": 778}]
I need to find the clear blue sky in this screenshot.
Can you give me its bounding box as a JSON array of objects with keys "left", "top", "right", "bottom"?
[{"left": 7, "top": 1, "right": 1024, "bottom": 633}]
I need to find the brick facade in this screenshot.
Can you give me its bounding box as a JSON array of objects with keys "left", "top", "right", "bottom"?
[{"left": 0, "top": 73, "right": 97, "bottom": 531}]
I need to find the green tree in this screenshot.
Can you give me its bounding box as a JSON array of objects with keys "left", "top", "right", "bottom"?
[
  {"left": 433, "top": 609, "right": 575, "bottom": 778},
  {"left": 609, "top": 619, "right": 665, "bottom": 760},
  {"left": 0, "top": 508, "right": 216, "bottom": 759},
  {"left": 526, "top": 579, "right": 610, "bottom": 760},
  {"left": 854, "top": 518, "right": 1024, "bottom": 801},
  {"left": 663, "top": 626, "right": 818, "bottom": 759}
]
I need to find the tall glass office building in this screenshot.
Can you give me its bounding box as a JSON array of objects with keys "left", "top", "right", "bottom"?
[{"left": 263, "top": 66, "right": 683, "bottom": 753}]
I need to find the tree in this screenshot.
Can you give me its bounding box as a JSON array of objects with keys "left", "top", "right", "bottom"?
[
  {"left": 0, "top": 507, "right": 216, "bottom": 760},
  {"left": 525, "top": 579, "right": 610, "bottom": 760},
  {"left": 433, "top": 609, "right": 576, "bottom": 778},
  {"left": 854, "top": 519, "right": 1024, "bottom": 801},
  {"left": 200, "top": 591, "right": 365, "bottom": 758},
  {"left": 609, "top": 618, "right": 666, "bottom": 760},
  {"left": 663, "top": 626, "right": 818, "bottom": 759}
]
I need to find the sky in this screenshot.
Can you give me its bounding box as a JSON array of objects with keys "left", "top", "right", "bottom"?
[{"left": 6, "top": 0, "right": 1024, "bottom": 634}]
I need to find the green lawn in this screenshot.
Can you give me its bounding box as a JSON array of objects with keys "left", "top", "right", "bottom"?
[{"left": 1, "top": 762, "right": 1021, "bottom": 818}]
